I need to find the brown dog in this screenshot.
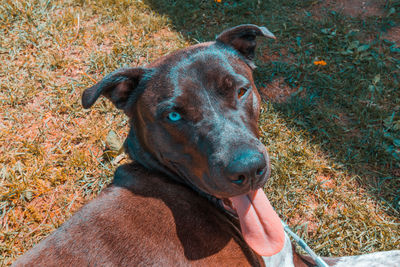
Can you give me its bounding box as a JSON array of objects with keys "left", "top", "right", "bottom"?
[{"left": 14, "top": 25, "right": 400, "bottom": 266}]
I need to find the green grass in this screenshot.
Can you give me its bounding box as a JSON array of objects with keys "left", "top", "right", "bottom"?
[
  {"left": 1, "top": 0, "right": 399, "bottom": 265},
  {"left": 146, "top": 0, "right": 400, "bottom": 213}
]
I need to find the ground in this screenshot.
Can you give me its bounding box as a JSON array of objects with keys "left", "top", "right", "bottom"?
[{"left": 0, "top": 0, "right": 399, "bottom": 265}]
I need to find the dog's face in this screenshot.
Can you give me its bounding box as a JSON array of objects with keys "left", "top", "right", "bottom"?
[
  {"left": 138, "top": 48, "right": 268, "bottom": 198},
  {"left": 82, "top": 25, "right": 276, "bottom": 199}
]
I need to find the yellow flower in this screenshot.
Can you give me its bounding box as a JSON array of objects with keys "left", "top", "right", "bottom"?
[
  {"left": 215, "top": 0, "right": 221, "bottom": 2},
  {"left": 313, "top": 60, "right": 327, "bottom": 66}
]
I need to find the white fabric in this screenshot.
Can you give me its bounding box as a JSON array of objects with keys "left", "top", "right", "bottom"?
[
  {"left": 262, "top": 232, "right": 294, "bottom": 267},
  {"left": 262, "top": 232, "right": 400, "bottom": 267},
  {"left": 334, "top": 250, "right": 400, "bottom": 267}
]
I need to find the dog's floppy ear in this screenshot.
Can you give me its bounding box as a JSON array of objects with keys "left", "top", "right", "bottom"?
[
  {"left": 216, "top": 24, "right": 275, "bottom": 63},
  {"left": 82, "top": 67, "right": 149, "bottom": 112}
]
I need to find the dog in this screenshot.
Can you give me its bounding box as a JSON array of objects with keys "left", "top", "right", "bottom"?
[{"left": 14, "top": 24, "right": 400, "bottom": 266}]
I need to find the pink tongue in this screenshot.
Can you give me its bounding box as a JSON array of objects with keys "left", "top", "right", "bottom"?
[{"left": 229, "top": 189, "right": 285, "bottom": 256}]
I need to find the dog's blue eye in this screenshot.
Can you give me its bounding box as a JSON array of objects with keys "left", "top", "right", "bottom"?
[{"left": 168, "top": 112, "right": 181, "bottom": 122}]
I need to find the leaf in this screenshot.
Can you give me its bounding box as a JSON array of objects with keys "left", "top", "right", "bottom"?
[
  {"left": 357, "top": 44, "right": 370, "bottom": 52},
  {"left": 23, "top": 191, "right": 33, "bottom": 202},
  {"left": 321, "top": 28, "right": 330, "bottom": 34},
  {"left": 296, "top": 36, "right": 302, "bottom": 47},
  {"left": 390, "top": 46, "right": 400, "bottom": 53},
  {"left": 368, "top": 84, "right": 375, "bottom": 92},
  {"left": 383, "top": 112, "right": 396, "bottom": 128},
  {"left": 292, "top": 86, "right": 304, "bottom": 97},
  {"left": 106, "top": 130, "right": 122, "bottom": 152},
  {"left": 393, "top": 121, "right": 400, "bottom": 130},
  {"left": 394, "top": 139, "right": 400, "bottom": 147},
  {"left": 0, "top": 167, "right": 8, "bottom": 179},
  {"left": 373, "top": 74, "right": 380, "bottom": 84},
  {"left": 348, "top": 41, "right": 359, "bottom": 50},
  {"left": 392, "top": 151, "right": 400, "bottom": 160},
  {"left": 341, "top": 50, "right": 353, "bottom": 55}
]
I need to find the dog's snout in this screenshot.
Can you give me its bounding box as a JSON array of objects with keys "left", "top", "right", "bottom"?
[{"left": 225, "top": 150, "right": 267, "bottom": 187}]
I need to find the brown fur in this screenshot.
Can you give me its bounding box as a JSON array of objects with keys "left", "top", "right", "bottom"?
[{"left": 15, "top": 163, "right": 263, "bottom": 266}]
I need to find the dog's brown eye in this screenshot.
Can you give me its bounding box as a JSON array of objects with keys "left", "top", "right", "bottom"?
[{"left": 237, "top": 88, "right": 247, "bottom": 99}]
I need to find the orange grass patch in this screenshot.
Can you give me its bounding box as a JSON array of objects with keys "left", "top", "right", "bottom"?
[
  {"left": 259, "top": 77, "right": 299, "bottom": 103},
  {"left": 383, "top": 26, "right": 400, "bottom": 46},
  {"left": 313, "top": 0, "right": 384, "bottom": 19},
  {"left": 0, "top": 0, "right": 186, "bottom": 264}
]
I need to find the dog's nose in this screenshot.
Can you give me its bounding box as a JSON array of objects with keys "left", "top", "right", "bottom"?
[{"left": 225, "top": 150, "right": 267, "bottom": 187}]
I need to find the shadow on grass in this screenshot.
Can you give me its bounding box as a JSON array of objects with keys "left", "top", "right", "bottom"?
[{"left": 145, "top": 0, "right": 400, "bottom": 214}]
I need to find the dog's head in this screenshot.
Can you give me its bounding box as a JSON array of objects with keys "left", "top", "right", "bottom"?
[
  {"left": 82, "top": 24, "right": 275, "bottom": 199},
  {"left": 82, "top": 24, "right": 285, "bottom": 257}
]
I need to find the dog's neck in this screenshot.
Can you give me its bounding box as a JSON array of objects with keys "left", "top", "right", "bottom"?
[
  {"left": 124, "top": 128, "right": 177, "bottom": 180},
  {"left": 124, "top": 128, "right": 225, "bottom": 210}
]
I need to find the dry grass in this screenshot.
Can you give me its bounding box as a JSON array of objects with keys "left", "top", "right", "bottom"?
[
  {"left": 1, "top": 0, "right": 399, "bottom": 265},
  {"left": 0, "top": 0, "right": 187, "bottom": 264}
]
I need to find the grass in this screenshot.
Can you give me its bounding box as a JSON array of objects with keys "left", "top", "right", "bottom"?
[{"left": 1, "top": 0, "right": 399, "bottom": 265}]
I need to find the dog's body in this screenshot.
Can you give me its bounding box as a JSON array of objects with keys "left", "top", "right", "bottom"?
[
  {"left": 14, "top": 25, "right": 400, "bottom": 266},
  {"left": 15, "top": 163, "right": 263, "bottom": 266}
]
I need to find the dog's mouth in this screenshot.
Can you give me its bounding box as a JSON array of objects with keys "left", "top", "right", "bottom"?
[
  {"left": 220, "top": 189, "right": 285, "bottom": 257},
  {"left": 166, "top": 160, "right": 285, "bottom": 256}
]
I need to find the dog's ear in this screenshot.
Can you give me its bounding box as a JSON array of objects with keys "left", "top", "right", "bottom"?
[
  {"left": 82, "top": 67, "right": 149, "bottom": 112},
  {"left": 216, "top": 24, "right": 275, "bottom": 63}
]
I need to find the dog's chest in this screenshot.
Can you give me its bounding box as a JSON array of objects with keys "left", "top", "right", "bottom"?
[{"left": 106, "top": 169, "right": 265, "bottom": 266}]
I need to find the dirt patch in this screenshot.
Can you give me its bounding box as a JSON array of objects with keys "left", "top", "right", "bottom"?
[
  {"left": 259, "top": 77, "right": 298, "bottom": 103},
  {"left": 315, "top": 0, "right": 384, "bottom": 18},
  {"left": 261, "top": 47, "right": 289, "bottom": 62},
  {"left": 316, "top": 175, "right": 336, "bottom": 189},
  {"left": 152, "top": 28, "right": 177, "bottom": 45},
  {"left": 287, "top": 194, "right": 320, "bottom": 233},
  {"left": 383, "top": 26, "right": 400, "bottom": 46}
]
